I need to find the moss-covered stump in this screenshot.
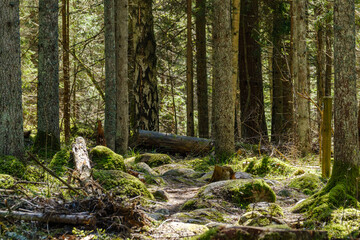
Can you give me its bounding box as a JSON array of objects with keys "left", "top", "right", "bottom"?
[
  {"left": 0, "top": 174, "right": 15, "bottom": 189},
  {"left": 244, "top": 157, "right": 295, "bottom": 177},
  {"left": 90, "top": 146, "right": 125, "bottom": 171},
  {"left": 0, "top": 156, "right": 26, "bottom": 178},
  {"left": 172, "top": 208, "right": 226, "bottom": 224},
  {"left": 48, "top": 149, "right": 73, "bottom": 176},
  {"left": 135, "top": 153, "right": 172, "bottom": 168},
  {"left": 289, "top": 173, "right": 323, "bottom": 195},
  {"left": 197, "top": 179, "right": 276, "bottom": 207},
  {"left": 92, "top": 170, "right": 153, "bottom": 199}
]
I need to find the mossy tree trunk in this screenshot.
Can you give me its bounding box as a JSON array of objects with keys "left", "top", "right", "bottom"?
[
  {"left": 130, "top": 0, "right": 158, "bottom": 132},
  {"left": 104, "top": 0, "right": 116, "bottom": 151},
  {"left": 186, "top": 0, "right": 194, "bottom": 137},
  {"left": 115, "top": 0, "right": 129, "bottom": 155},
  {"left": 0, "top": 0, "right": 24, "bottom": 158},
  {"left": 239, "top": 0, "right": 268, "bottom": 144},
  {"left": 213, "top": 0, "right": 235, "bottom": 159},
  {"left": 196, "top": 0, "right": 209, "bottom": 139},
  {"left": 35, "top": 0, "right": 60, "bottom": 153},
  {"left": 293, "top": 0, "right": 360, "bottom": 219}
]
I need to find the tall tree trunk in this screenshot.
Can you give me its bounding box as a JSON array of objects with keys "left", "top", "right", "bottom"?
[
  {"left": 131, "top": 0, "right": 158, "bottom": 132},
  {"left": 0, "top": 0, "right": 24, "bottom": 158},
  {"left": 115, "top": 0, "right": 129, "bottom": 154},
  {"left": 213, "top": 0, "right": 235, "bottom": 159},
  {"left": 62, "top": 0, "right": 70, "bottom": 143},
  {"left": 232, "top": 0, "right": 241, "bottom": 141},
  {"left": 104, "top": 0, "right": 116, "bottom": 151},
  {"left": 196, "top": 0, "right": 209, "bottom": 138},
  {"left": 186, "top": 0, "right": 194, "bottom": 137},
  {"left": 239, "top": 0, "right": 268, "bottom": 144},
  {"left": 325, "top": 3, "right": 333, "bottom": 97},
  {"left": 293, "top": 0, "right": 310, "bottom": 156},
  {"left": 35, "top": 0, "right": 60, "bottom": 153}
]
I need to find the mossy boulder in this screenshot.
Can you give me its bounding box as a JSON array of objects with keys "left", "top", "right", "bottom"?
[
  {"left": 90, "top": 146, "right": 125, "bottom": 171},
  {"left": 48, "top": 149, "right": 73, "bottom": 176},
  {"left": 135, "top": 153, "right": 172, "bottom": 168},
  {"left": 245, "top": 156, "right": 295, "bottom": 177},
  {"left": 153, "top": 163, "right": 188, "bottom": 174},
  {"left": 289, "top": 173, "right": 323, "bottom": 195},
  {"left": 0, "top": 156, "right": 26, "bottom": 178},
  {"left": 92, "top": 170, "right": 153, "bottom": 199},
  {"left": 198, "top": 179, "right": 276, "bottom": 207},
  {"left": 0, "top": 174, "right": 15, "bottom": 189}
]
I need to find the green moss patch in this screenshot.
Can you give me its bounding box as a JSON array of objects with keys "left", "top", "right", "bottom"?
[
  {"left": 184, "top": 156, "right": 215, "bottom": 172},
  {"left": 90, "top": 146, "right": 125, "bottom": 171},
  {"left": 0, "top": 156, "right": 26, "bottom": 179},
  {"left": 245, "top": 156, "right": 295, "bottom": 177},
  {"left": 289, "top": 173, "right": 323, "bottom": 195},
  {"left": 324, "top": 208, "right": 360, "bottom": 239},
  {"left": 48, "top": 149, "right": 73, "bottom": 176},
  {"left": 198, "top": 179, "right": 276, "bottom": 207},
  {"left": 173, "top": 208, "right": 226, "bottom": 224},
  {"left": 135, "top": 153, "right": 172, "bottom": 168},
  {"left": 93, "top": 170, "right": 153, "bottom": 199},
  {"left": 0, "top": 174, "right": 15, "bottom": 189}
]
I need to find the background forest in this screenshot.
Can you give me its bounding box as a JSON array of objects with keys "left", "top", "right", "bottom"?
[{"left": 2, "top": 0, "right": 360, "bottom": 239}]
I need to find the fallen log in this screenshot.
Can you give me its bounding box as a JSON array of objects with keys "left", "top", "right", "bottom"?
[
  {"left": 0, "top": 210, "right": 95, "bottom": 226},
  {"left": 131, "top": 130, "right": 213, "bottom": 155}
]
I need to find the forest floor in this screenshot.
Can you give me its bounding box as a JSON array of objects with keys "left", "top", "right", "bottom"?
[{"left": 0, "top": 147, "right": 349, "bottom": 240}]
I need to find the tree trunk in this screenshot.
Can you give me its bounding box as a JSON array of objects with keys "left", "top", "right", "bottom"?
[
  {"left": 196, "top": 0, "right": 209, "bottom": 138},
  {"left": 325, "top": 2, "right": 333, "bottom": 97},
  {"left": 294, "top": 0, "right": 310, "bottom": 156},
  {"left": 213, "top": 0, "right": 235, "bottom": 159},
  {"left": 239, "top": 0, "right": 268, "bottom": 144},
  {"left": 232, "top": 0, "right": 241, "bottom": 141},
  {"left": 131, "top": 0, "right": 158, "bottom": 132},
  {"left": 115, "top": 0, "right": 129, "bottom": 155},
  {"left": 0, "top": 0, "right": 24, "bottom": 158},
  {"left": 104, "top": 0, "right": 117, "bottom": 151},
  {"left": 35, "top": 0, "right": 60, "bottom": 153},
  {"left": 186, "top": 0, "right": 194, "bottom": 137},
  {"left": 62, "top": 0, "right": 71, "bottom": 143}
]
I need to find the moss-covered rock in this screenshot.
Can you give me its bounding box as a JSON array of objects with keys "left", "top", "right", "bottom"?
[
  {"left": 0, "top": 156, "right": 26, "bottom": 178},
  {"left": 172, "top": 208, "right": 226, "bottom": 224},
  {"left": 246, "top": 202, "right": 283, "bottom": 217},
  {"left": 0, "top": 174, "right": 15, "bottom": 189},
  {"left": 135, "top": 153, "right": 172, "bottom": 168},
  {"left": 289, "top": 173, "right": 323, "bottom": 195},
  {"left": 92, "top": 170, "right": 153, "bottom": 199},
  {"left": 198, "top": 179, "right": 276, "bottom": 207},
  {"left": 184, "top": 157, "right": 215, "bottom": 172},
  {"left": 90, "top": 146, "right": 125, "bottom": 171},
  {"left": 48, "top": 149, "right": 73, "bottom": 176},
  {"left": 245, "top": 156, "right": 295, "bottom": 177},
  {"left": 153, "top": 163, "right": 189, "bottom": 174}
]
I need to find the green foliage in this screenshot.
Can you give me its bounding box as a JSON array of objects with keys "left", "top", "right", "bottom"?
[
  {"left": 0, "top": 174, "right": 15, "bottom": 189},
  {"left": 48, "top": 149, "right": 73, "bottom": 176},
  {"left": 90, "top": 146, "right": 126, "bottom": 171},
  {"left": 134, "top": 153, "right": 172, "bottom": 168},
  {"left": 92, "top": 170, "right": 154, "bottom": 200},
  {"left": 184, "top": 156, "right": 216, "bottom": 172},
  {"left": 245, "top": 156, "right": 295, "bottom": 177},
  {"left": 289, "top": 173, "right": 323, "bottom": 195},
  {"left": 193, "top": 227, "right": 219, "bottom": 240},
  {"left": 0, "top": 156, "right": 26, "bottom": 179}
]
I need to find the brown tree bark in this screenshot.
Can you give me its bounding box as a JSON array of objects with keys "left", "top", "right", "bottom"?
[{"left": 186, "top": 0, "right": 194, "bottom": 137}]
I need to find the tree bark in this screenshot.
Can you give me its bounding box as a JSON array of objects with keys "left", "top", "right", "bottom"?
[
  {"left": 0, "top": 0, "right": 24, "bottom": 158},
  {"left": 131, "top": 0, "right": 158, "bottom": 132},
  {"left": 239, "top": 0, "right": 268, "bottom": 144},
  {"left": 213, "top": 0, "right": 235, "bottom": 159},
  {"left": 186, "top": 0, "right": 194, "bottom": 137},
  {"left": 196, "top": 0, "right": 209, "bottom": 138},
  {"left": 115, "top": 0, "right": 129, "bottom": 155},
  {"left": 35, "top": 0, "right": 60, "bottom": 153},
  {"left": 104, "top": 0, "right": 117, "bottom": 151}
]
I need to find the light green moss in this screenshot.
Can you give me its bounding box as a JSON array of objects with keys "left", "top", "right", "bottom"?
[
  {"left": 0, "top": 174, "right": 15, "bottom": 189},
  {"left": 0, "top": 156, "right": 26, "bottom": 179},
  {"left": 184, "top": 156, "right": 215, "bottom": 172},
  {"left": 245, "top": 156, "right": 295, "bottom": 177},
  {"left": 48, "top": 149, "right": 73, "bottom": 176},
  {"left": 182, "top": 199, "right": 210, "bottom": 211},
  {"left": 90, "top": 146, "right": 125, "bottom": 171},
  {"left": 324, "top": 208, "right": 360, "bottom": 239},
  {"left": 192, "top": 227, "right": 219, "bottom": 240},
  {"left": 135, "top": 153, "right": 172, "bottom": 168},
  {"left": 246, "top": 203, "right": 283, "bottom": 217},
  {"left": 92, "top": 170, "right": 153, "bottom": 199},
  {"left": 289, "top": 173, "right": 323, "bottom": 195}
]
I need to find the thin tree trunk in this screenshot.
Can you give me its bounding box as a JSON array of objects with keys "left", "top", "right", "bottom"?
[
  {"left": 196, "top": 0, "right": 208, "bottom": 138},
  {"left": 62, "top": 0, "right": 71, "bottom": 143},
  {"left": 186, "top": 0, "right": 194, "bottom": 137},
  {"left": 0, "top": 0, "right": 24, "bottom": 158},
  {"left": 104, "top": 0, "right": 116, "bottom": 151},
  {"left": 325, "top": 3, "right": 333, "bottom": 97},
  {"left": 115, "top": 0, "right": 129, "bottom": 154}
]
